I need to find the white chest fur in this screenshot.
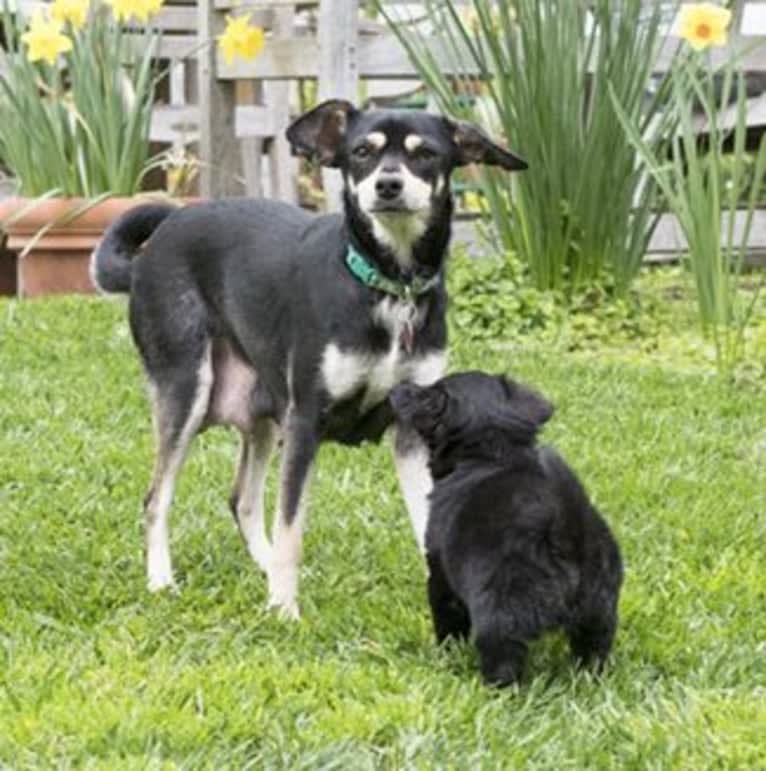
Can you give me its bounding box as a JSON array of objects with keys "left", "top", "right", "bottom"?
[{"left": 320, "top": 298, "right": 446, "bottom": 409}]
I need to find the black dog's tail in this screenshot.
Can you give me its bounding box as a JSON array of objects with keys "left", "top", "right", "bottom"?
[{"left": 90, "top": 203, "right": 177, "bottom": 294}]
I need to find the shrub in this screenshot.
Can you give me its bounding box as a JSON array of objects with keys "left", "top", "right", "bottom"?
[{"left": 446, "top": 249, "right": 665, "bottom": 352}]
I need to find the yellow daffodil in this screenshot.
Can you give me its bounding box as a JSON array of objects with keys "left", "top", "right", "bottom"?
[
  {"left": 678, "top": 3, "right": 732, "bottom": 51},
  {"left": 21, "top": 12, "right": 72, "bottom": 65},
  {"left": 218, "top": 14, "right": 265, "bottom": 65},
  {"left": 463, "top": 191, "right": 486, "bottom": 214},
  {"left": 105, "top": 0, "right": 162, "bottom": 24},
  {"left": 51, "top": 0, "right": 89, "bottom": 30}
]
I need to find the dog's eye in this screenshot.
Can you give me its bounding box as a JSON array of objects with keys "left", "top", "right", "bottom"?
[
  {"left": 353, "top": 145, "right": 372, "bottom": 160},
  {"left": 414, "top": 146, "right": 437, "bottom": 161}
]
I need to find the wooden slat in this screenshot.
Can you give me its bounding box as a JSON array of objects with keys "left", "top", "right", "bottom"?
[
  {"left": 218, "top": 31, "right": 766, "bottom": 81},
  {"left": 198, "top": 0, "right": 241, "bottom": 196},
  {"left": 155, "top": 6, "right": 275, "bottom": 30},
  {"left": 648, "top": 209, "right": 766, "bottom": 253},
  {"left": 450, "top": 210, "right": 766, "bottom": 262},
  {"left": 358, "top": 31, "right": 460, "bottom": 79},
  {"left": 265, "top": 5, "right": 298, "bottom": 202},
  {"left": 150, "top": 105, "right": 199, "bottom": 143},
  {"left": 318, "top": 0, "right": 359, "bottom": 210},
  {"left": 13, "top": 1, "right": 273, "bottom": 31},
  {"left": 112, "top": 34, "right": 197, "bottom": 62},
  {"left": 654, "top": 31, "right": 766, "bottom": 73},
  {"left": 13, "top": 1, "right": 196, "bottom": 30},
  {"left": 153, "top": 35, "right": 199, "bottom": 61},
  {"left": 150, "top": 104, "right": 278, "bottom": 143},
  {"left": 241, "top": 138, "right": 265, "bottom": 196},
  {"left": 218, "top": 38, "right": 320, "bottom": 80},
  {"left": 153, "top": 6, "right": 198, "bottom": 31},
  {"left": 213, "top": 0, "right": 317, "bottom": 9},
  {"left": 217, "top": 32, "right": 473, "bottom": 80},
  {"left": 236, "top": 105, "right": 279, "bottom": 138},
  {"left": 169, "top": 59, "right": 187, "bottom": 106}
]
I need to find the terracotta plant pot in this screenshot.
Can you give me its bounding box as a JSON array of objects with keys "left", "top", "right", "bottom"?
[{"left": 0, "top": 197, "right": 162, "bottom": 298}]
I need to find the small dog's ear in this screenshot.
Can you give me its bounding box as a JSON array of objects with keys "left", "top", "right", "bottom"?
[
  {"left": 390, "top": 382, "right": 423, "bottom": 415},
  {"left": 448, "top": 119, "right": 527, "bottom": 171},
  {"left": 391, "top": 383, "right": 448, "bottom": 439},
  {"left": 498, "top": 376, "right": 554, "bottom": 431},
  {"left": 286, "top": 99, "right": 357, "bottom": 167}
]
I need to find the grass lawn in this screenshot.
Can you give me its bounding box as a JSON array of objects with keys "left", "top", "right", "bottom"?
[{"left": 1, "top": 286, "right": 765, "bottom": 769}]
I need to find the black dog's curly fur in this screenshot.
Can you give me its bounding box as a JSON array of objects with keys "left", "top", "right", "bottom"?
[{"left": 391, "top": 372, "right": 624, "bottom": 686}]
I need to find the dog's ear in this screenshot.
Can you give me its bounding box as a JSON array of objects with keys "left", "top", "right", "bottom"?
[
  {"left": 391, "top": 382, "right": 448, "bottom": 436},
  {"left": 286, "top": 99, "right": 357, "bottom": 167},
  {"left": 390, "top": 382, "right": 423, "bottom": 416},
  {"left": 497, "top": 376, "right": 554, "bottom": 436},
  {"left": 448, "top": 119, "right": 528, "bottom": 171}
]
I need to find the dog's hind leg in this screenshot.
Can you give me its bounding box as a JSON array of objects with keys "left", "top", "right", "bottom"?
[
  {"left": 143, "top": 346, "right": 213, "bottom": 592},
  {"left": 267, "top": 406, "right": 318, "bottom": 620},
  {"left": 471, "top": 589, "right": 538, "bottom": 686},
  {"left": 567, "top": 601, "right": 618, "bottom": 671},
  {"left": 568, "top": 544, "right": 622, "bottom": 670},
  {"left": 230, "top": 419, "right": 277, "bottom": 572},
  {"left": 474, "top": 620, "right": 529, "bottom": 687},
  {"left": 393, "top": 425, "right": 432, "bottom": 552}
]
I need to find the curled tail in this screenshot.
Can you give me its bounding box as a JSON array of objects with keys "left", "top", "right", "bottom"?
[{"left": 90, "top": 203, "right": 177, "bottom": 294}]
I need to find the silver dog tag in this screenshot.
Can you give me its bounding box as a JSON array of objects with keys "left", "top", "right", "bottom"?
[{"left": 400, "top": 301, "right": 417, "bottom": 354}]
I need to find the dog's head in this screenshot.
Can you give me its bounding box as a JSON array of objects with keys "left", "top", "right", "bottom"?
[
  {"left": 286, "top": 100, "right": 527, "bottom": 265},
  {"left": 391, "top": 372, "right": 553, "bottom": 472}
]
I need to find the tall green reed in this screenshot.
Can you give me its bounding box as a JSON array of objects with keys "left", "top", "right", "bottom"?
[
  {"left": 383, "top": 0, "right": 681, "bottom": 296},
  {"left": 614, "top": 56, "right": 765, "bottom": 376}
]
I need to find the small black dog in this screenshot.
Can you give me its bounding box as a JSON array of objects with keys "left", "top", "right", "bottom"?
[{"left": 390, "top": 372, "right": 623, "bottom": 686}]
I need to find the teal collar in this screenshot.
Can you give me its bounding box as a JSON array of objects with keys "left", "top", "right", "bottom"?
[{"left": 345, "top": 244, "right": 440, "bottom": 301}]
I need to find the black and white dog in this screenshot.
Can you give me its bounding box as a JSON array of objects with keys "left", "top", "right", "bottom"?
[
  {"left": 391, "top": 372, "right": 624, "bottom": 686},
  {"left": 91, "top": 99, "right": 527, "bottom": 618}
]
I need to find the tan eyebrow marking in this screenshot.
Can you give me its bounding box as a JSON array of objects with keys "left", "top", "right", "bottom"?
[
  {"left": 404, "top": 134, "right": 424, "bottom": 153},
  {"left": 366, "top": 131, "right": 387, "bottom": 149}
]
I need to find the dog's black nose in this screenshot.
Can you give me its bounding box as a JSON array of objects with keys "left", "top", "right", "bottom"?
[{"left": 376, "top": 174, "right": 404, "bottom": 201}]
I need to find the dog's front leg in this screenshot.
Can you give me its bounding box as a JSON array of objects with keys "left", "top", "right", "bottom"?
[
  {"left": 393, "top": 425, "right": 432, "bottom": 552},
  {"left": 268, "top": 405, "right": 318, "bottom": 620},
  {"left": 427, "top": 551, "right": 471, "bottom": 642}
]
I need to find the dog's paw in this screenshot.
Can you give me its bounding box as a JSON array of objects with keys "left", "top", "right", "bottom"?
[
  {"left": 248, "top": 542, "right": 273, "bottom": 574},
  {"left": 147, "top": 546, "right": 176, "bottom": 594},
  {"left": 266, "top": 556, "right": 300, "bottom": 619},
  {"left": 267, "top": 596, "right": 301, "bottom": 621},
  {"left": 147, "top": 573, "right": 177, "bottom": 594}
]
